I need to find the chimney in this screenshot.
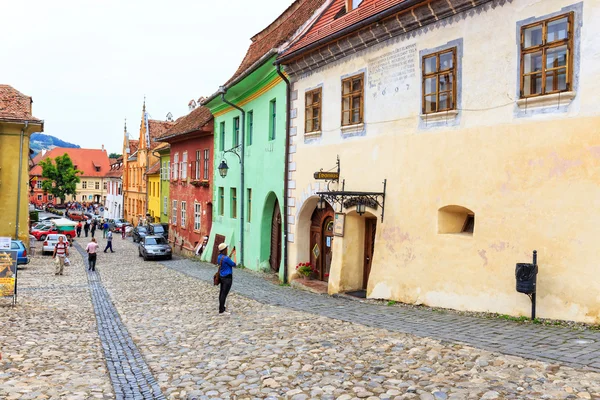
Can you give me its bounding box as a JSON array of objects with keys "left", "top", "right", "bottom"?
[{"left": 102, "top": 144, "right": 105, "bottom": 151}]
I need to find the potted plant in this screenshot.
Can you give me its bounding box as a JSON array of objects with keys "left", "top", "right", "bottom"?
[{"left": 296, "top": 262, "right": 317, "bottom": 280}]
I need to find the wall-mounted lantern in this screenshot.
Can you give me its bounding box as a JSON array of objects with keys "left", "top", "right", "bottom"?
[
  {"left": 218, "top": 160, "right": 229, "bottom": 178},
  {"left": 317, "top": 195, "right": 327, "bottom": 210},
  {"left": 356, "top": 198, "right": 366, "bottom": 216}
]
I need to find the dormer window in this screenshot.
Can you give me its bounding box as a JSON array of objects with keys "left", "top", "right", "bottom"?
[{"left": 95, "top": 166, "right": 101, "bottom": 172}]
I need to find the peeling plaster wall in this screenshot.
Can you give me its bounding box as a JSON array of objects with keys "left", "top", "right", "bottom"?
[{"left": 286, "top": 0, "right": 600, "bottom": 322}]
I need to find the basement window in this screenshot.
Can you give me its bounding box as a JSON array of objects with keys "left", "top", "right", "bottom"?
[{"left": 438, "top": 205, "right": 475, "bottom": 235}]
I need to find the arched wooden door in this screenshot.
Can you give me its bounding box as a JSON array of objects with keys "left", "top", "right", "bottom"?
[
  {"left": 309, "top": 203, "right": 334, "bottom": 281},
  {"left": 269, "top": 199, "right": 282, "bottom": 272}
]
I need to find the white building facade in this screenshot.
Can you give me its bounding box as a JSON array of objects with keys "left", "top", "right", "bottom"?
[{"left": 104, "top": 159, "right": 124, "bottom": 219}]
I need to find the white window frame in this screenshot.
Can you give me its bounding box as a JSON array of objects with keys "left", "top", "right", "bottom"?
[
  {"left": 95, "top": 181, "right": 100, "bottom": 190},
  {"left": 194, "top": 203, "right": 201, "bottom": 231},
  {"left": 181, "top": 151, "right": 188, "bottom": 180},
  {"left": 203, "top": 149, "right": 209, "bottom": 180},
  {"left": 36, "top": 180, "right": 42, "bottom": 189},
  {"left": 172, "top": 200, "right": 177, "bottom": 225},
  {"left": 103, "top": 181, "right": 107, "bottom": 190},
  {"left": 173, "top": 153, "right": 179, "bottom": 181},
  {"left": 181, "top": 201, "right": 186, "bottom": 228},
  {"left": 82, "top": 181, "right": 87, "bottom": 189}
]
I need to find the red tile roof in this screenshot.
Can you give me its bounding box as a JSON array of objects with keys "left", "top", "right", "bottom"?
[
  {"left": 283, "top": 0, "right": 410, "bottom": 57},
  {"left": 30, "top": 148, "right": 111, "bottom": 177},
  {"left": 148, "top": 120, "right": 176, "bottom": 149},
  {"left": 146, "top": 161, "right": 161, "bottom": 175},
  {"left": 105, "top": 159, "right": 124, "bottom": 178},
  {"left": 128, "top": 139, "right": 139, "bottom": 155},
  {"left": 158, "top": 106, "right": 213, "bottom": 140},
  {"left": 224, "top": 0, "right": 328, "bottom": 85},
  {"left": 0, "top": 84, "right": 43, "bottom": 123}
]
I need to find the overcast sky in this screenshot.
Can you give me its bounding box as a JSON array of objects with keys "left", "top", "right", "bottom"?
[{"left": 1, "top": 0, "right": 294, "bottom": 155}]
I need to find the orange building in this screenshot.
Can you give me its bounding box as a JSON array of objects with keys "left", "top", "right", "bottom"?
[
  {"left": 29, "top": 147, "right": 110, "bottom": 206},
  {"left": 122, "top": 102, "right": 174, "bottom": 225}
]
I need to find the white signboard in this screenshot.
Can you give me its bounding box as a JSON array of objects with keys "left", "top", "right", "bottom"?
[{"left": 0, "top": 237, "right": 10, "bottom": 250}]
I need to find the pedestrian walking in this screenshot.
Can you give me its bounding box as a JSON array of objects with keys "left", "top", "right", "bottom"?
[
  {"left": 121, "top": 225, "right": 126, "bottom": 239},
  {"left": 216, "top": 243, "right": 235, "bottom": 314},
  {"left": 76, "top": 222, "right": 82, "bottom": 238},
  {"left": 91, "top": 220, "right": 96, "bottom": 238},
  {"left": 84, "top": 220, "right": 90, "bottom": 237},
  {"left": 103, "top": 221, "right": 109, "bottom": 238},
  {"left": 52, "top": 236, "right": 69, "bottom": 276},
  {"left": 86, "top": 238, "right": 99, "bottom": 271},
  {"left": 103, "top": 230, "right": 114, "bottom": 253}
]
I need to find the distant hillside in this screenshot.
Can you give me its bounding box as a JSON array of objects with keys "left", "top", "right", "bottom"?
[{"left": 30, "top": 133, "right": 80, "bottom": 155}]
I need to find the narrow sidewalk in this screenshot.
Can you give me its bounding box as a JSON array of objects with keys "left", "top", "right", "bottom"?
[{"left": 163, "top": 257, "right": 600, "bottom": 371}]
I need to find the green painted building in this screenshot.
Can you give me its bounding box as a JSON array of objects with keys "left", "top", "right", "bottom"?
[
  {"left": 158, "top": 144, "right": 170, "bottom": 224},
  {"left": 201, "top": 0, "right": 325, "bottom": 276}
]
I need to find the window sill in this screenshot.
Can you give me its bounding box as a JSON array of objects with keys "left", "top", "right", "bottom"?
[
  {"left": 420, "top": 110, "right": 459, "bottom": 122},
  {"left": 305, "top": 130, "right": 322, "bottom": 139},
  {"left": 517, "top": 91, "right": 576, "bottom": 109},
  {"left": 341, "top": 123, "right": 364, "bottom": 132}
]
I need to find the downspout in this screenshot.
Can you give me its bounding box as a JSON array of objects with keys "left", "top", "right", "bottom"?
[
  {"left": 152, "top": 149, "right": 162, "bottom": 223},
  {"left": 219, "top": 87, "right": 246, "bottom": 267},
  {"left": 276, "top": 63, "right": 290, "bottom": 284},
  {"left": 15, "top": 121, "right": 29, "bottom": 239}
]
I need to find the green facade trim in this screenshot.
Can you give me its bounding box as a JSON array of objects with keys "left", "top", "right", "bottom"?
[{"left": 203, "top": 56, "right": 286, "bottom": 278}]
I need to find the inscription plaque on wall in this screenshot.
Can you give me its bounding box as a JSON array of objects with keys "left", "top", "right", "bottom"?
[{"left": 368, "top": 43, "right": 417, "bottom": 94}]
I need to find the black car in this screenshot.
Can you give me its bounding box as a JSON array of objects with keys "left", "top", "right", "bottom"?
[
  {"left": 138, "top": 235, "right": 172, "bottom": 261},
  {"left": 148, "top": 223, "right": 167, "bottom": 239},
  {"left": 132, "top": 226, "right": 149, "bottom": 243}
]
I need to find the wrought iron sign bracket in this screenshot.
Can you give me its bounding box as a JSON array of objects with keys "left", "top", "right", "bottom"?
[
  {"left": 222, "top": 144, "right": 242, "bottom": 163},
  {"left": 317, "top": 179, "right": 387, "bottom": 222}
]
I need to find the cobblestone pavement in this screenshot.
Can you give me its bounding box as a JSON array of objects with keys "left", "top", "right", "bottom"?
[
  {"left": 95, "top": 238, "right": 600, "bottom": 399},
  {"left": 73, "top": 243, "right": 165, "bottom": 400},
  {"left": 163, "top": 256, "right": 600, "bottom": 372},
  {"left": 4, "top": 235, "right": 600, "bottom": 399},
  {"left": 0, "top": 247, "right": 113, "bottom": 399}
]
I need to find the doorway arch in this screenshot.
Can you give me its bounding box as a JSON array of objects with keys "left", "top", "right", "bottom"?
[{"left": 260, "top": 192, "right": 282, "bottom": 273}]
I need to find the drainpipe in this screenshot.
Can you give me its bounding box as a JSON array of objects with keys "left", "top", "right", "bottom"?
[
  {"left": 151, "top": 149, "right": 162, "bottom": 223},
  {"left": 15, "top": 121, "right": 29, "bottom": 239},
  {"left": 218, "top": 87, "right": 245, "bottom": 267},
  {"left": 276, "top": 63, "right": 290, "bottom": 284}
]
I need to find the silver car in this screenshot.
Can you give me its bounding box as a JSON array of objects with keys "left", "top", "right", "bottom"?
[
  {"left": 42, "top": 234, "right": 69, "bottom": 255},
  {"left": 138, "top": 235, "right": 172, "bottom": 261}
]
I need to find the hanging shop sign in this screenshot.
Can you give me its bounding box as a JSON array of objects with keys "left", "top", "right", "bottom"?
[
  {"left": 334, "top": 213, "right": 345, "bottom": 237},
  {"left": 0, "top": 250, "right": 18, "bottom": 302},
  {"left": 314, "top": 171, "right": 340, "bottom": 180}
]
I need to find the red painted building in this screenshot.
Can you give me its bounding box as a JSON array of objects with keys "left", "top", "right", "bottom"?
[{"left": 156, "top": 105, "right": 214, "bottom": 255}]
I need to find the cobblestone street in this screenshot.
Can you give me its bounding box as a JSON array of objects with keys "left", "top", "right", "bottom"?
[{"left": 2, "top": 237, "right": 600, "bottom": 399}]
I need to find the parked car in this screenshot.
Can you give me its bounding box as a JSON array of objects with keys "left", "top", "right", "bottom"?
[
  {"left": 10, "top": 240, "right": 29, "bottom": 265},
  {"left": 40, "top": 215, "right": 62, "bottom": 222},
  {"left": 138, "top": 235, "right": 172, "bottom": 261},
  {"left": 148, "top": 223, "right": 167, "bottom": 239},
  {"left": 66, "top": 210, "right": 88, "bottom": 221},
  {"left": 42, "top": 234, "right": 69, "bottom": 255},
  {"left": 32, "top": 226, "right": 76, "bottom": 241},
  {"left": 132, "top": 226, "right": 149, "bottom": 243},
  {"left": 31, "top": 223, "right": 53, "bottom": 233}
]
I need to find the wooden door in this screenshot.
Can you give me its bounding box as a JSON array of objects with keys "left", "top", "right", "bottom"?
[
  {"left": 322, "top": 217, "right": 334, "bottom": 282},
  {"left": 206, "top": 202, "right": 213, "bottom": 238},
  {"left": 310, "top": 204, "right": 334, "bottom": 281},
  {"left": 363, "top": 218, "right": 377, "bottom": 289},
  {"left": 211, "top": 234, "right": 225, "bottom": 264},
  {"left": 269, "top": 200, "right": 282, "bottom": 272}
]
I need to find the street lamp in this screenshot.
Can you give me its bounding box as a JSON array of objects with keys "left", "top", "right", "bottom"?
[
  {"left": 317, "top": 195, "right": 327, "bottom": 210},
  {"left": 218, "top": 160, "right": 229, "bottom": 178},
  {"left": 356, "top": 198, "right": 366, "bottom": 216}
]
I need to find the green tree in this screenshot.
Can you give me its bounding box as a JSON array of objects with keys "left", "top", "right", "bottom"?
[
  {"left": 108, "top": 153, "right": 122, "bottom": 159},
  {"left": 39, "top": 154, "right": 82, "bottom": 203}
]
